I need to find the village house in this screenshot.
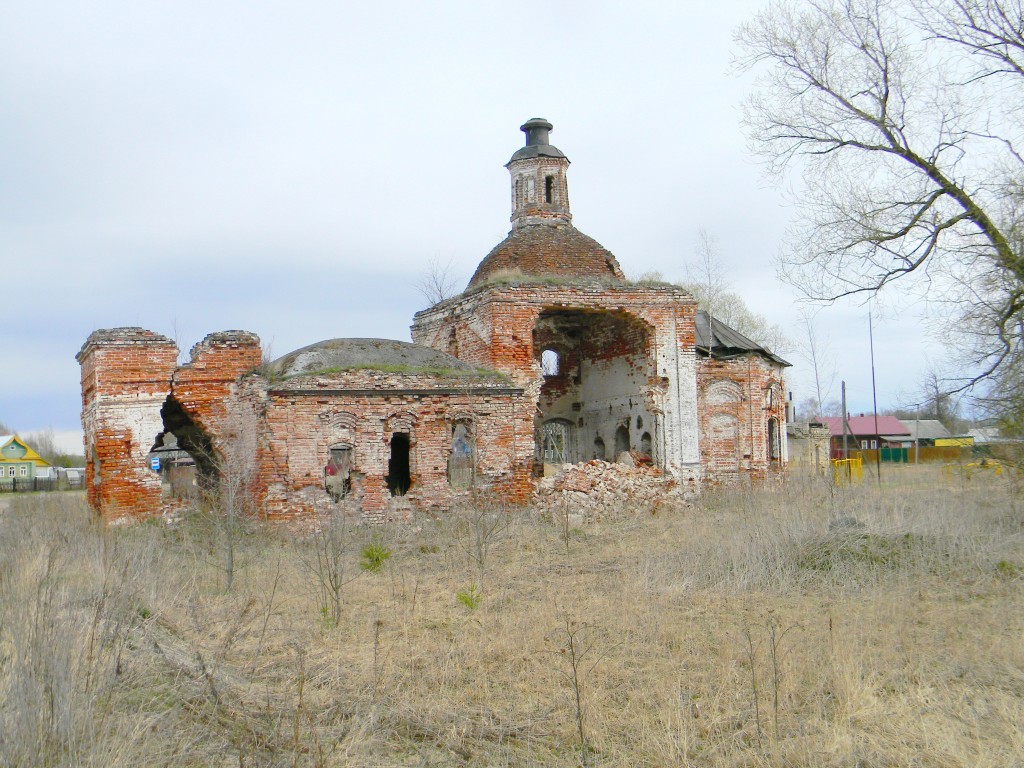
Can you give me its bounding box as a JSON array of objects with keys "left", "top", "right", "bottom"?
[
  {"left": 0, "top": 434, "right": 52, "bottom": 485},
  {"left": 78, "top": 119, "right": 789, "bottom": 521},
  {"left": 819, "top": 415, "right": 911, "bottom": 457}
]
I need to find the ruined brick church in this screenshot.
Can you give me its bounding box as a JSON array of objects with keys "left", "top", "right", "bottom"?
[{"left": 78, "top": 119, "right": 789, "bottom": 521}]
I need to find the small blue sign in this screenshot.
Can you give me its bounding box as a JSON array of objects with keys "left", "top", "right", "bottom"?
[{"left": 150, "top": 457, "right": 161, "bottom": 471}]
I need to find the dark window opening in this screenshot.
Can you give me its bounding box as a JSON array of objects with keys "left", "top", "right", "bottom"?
[
  {"left": 544, "top": 175, "right": 554, "bottom": 203},
  {"left": 386, "top": 432, "right": 411, "bottom": 496},
  {"left": 593, "top": 436, "right": 606, "bottom": 461},
  {"left": 640, "top": 432, "right": 652, "bottom": 460},
  {"left": 614, "top": 425, "right": 631, "bottom": 457},
  {"left": 325, "top": 446, "right": 353, "bottom": 500}
]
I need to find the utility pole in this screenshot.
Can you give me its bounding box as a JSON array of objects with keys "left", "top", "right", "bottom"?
[
  {"left": 841, "top": 380, "right": 849, "bottom": 460},
  {"left": 869, "top": 311, "right": 882, "bottom": 487}
]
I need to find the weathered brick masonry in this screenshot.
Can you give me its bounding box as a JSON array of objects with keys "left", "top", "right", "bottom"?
[
  {"left": 411, "top": 281, "right": 703, "bottom": 487},
  {"left": 78, "top": 328, "right": 177, "bottom": 519},
  {"left": 79, "top": 118, "right": 788, "bottom": 521}
]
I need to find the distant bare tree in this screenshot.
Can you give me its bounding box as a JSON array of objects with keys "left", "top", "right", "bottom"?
[
  {"left": 686, "top": 228, "right": 730, "bottom": 315},
  {"left": 681, "top": 228, "right": 790, "bottom": 354},
  {"left": 797, "top": 310, "right": 837, "bottom": 418},
  {"left": 415, "top": 255, "right": 460, "bottom": 306},
  {"left": 23, "top": 429, "right": 58, "bottom": 462}
]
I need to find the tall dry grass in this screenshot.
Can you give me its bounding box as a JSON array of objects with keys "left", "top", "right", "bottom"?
[{"left": 0, "top": 464, "right": 1022, "bottom": 766}]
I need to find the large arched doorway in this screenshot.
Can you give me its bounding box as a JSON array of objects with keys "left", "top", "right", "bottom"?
[
  {"left": 541, "top": 419, "right": 574, "bottom": 466},
  {"left": 532, "top": 308, "right": 657, "bottom": 469}
]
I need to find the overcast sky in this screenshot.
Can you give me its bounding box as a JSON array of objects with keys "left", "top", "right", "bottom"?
[{"left": 2, "top": 0, "right": 943, "bottom": 453}]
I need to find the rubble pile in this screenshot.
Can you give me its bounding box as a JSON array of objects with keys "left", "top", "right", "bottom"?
[{"left": 534, "top": 456, "right": 691, "bottom": 522}]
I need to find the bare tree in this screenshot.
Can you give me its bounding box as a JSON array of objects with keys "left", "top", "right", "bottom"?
[
  {"left": 681, "top": 228, "right": 790, "bottom": 353},
  {"left": 415, "top": 255, "right": 460, "bottom": 306},
  {"left": 186, "top": 408, "right": 260, "bottom": 592},
  {"left": 797, "top": 310, "right": 838, "bottom": 418},
  {"left": 910, "top": 362, "right": 965, "bottom": 427},
  {"left": 685, "top": 228, "right": 730, "bottom": 315},
  {"left": 737, "top": 0, "right": 1024, "bottom": 410}
]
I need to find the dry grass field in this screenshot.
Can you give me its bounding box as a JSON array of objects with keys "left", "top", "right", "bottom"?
[{"left": 1, "top": 465, "right": 1022, "bottom": 767}]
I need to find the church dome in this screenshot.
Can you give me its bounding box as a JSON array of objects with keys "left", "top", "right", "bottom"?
[
  {"left": 467, "top": 223, "right": 626, "bottom": 288},
  {"left": 466, "top": 119, "right": 626, "bottom": 290}
]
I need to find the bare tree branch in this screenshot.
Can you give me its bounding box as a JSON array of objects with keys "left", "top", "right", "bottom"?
[{"left": 738, "top": 0, "right": 1024, "bottom": 414}]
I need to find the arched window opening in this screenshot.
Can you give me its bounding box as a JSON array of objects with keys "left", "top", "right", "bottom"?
[
  {"left": 325, "top": 445, "right": 353, "bottom": 500},
  {"left": 448, "top": 421, "right": 475, "bottom": 489},
  {"left": 541, "top": 420, "right": 573, "bottom": 464},
  {"left": 593, "top": 436, "right": 606, "bottom": 461},
  {"left": 541, "top": 348, "right": 560, "bottom": 377},
  {"left": 156, "top": 396, "right": 218, "bottom": 495},
  {"left": 614, "top": 425, "right": 631, "bottom": 457},
  {"left": 639, "top": 432, "right": 652, "bottom": 460},
  {"left": 386, "top": 432, "right": 411, "bottom": 496},
  {"left": 544, "top": 175, "right": 554, "bottom": 203}
]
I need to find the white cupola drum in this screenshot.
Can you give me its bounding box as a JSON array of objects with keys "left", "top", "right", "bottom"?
[{"left": 506, "top": 118, "right": 572, "bottom": 228}]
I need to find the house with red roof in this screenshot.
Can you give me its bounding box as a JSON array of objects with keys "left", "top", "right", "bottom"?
[{"left": 819, "top": 415, "right": 911, "bottom": 457}]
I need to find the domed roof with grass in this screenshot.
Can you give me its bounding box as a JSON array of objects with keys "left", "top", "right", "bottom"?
[{"left": 266, "top": 338, "right": 501, "bottom": 381}]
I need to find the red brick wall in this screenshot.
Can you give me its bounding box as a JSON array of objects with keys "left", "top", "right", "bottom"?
[
  {"left": 77, "top": 328, "right": 178, "bottom": 519},
  {"left": 172, "top": 331, "right": 263, "bottom": 434},
  {"left": 254, "top": 370, "right": 531, "bottom": 520},
  {"left": 697, "top": 353, "right": 787, "bottom": 484},
  {"left": 412, "top": 282, "right": 703, "bottom": 480}
]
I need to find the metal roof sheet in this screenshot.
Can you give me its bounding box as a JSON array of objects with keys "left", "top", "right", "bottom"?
[
  {"left": 819, "top": 415, "right": 911, "bottom": 436},
  {"left": 904, "top": 419, "right": 952, "bottom": 440},
  {"left": 694, "top": 310, "right": 790, "bottom": 366}
]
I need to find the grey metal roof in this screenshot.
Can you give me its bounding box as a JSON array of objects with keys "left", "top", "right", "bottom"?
[
  {"left": 694, "top": 310, "right": 790, "bottom": 366},
  {"left": 904, "top": 419, "right": 952, "bottom": 441},
  {"left": 267, "top": 338, "right": 498, "bottom": 379},
  {"left": 507, "top": 144, "right": 568, "bottom": 163}
]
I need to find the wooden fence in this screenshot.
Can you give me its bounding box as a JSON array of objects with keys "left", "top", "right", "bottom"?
[
  {"left": 833, "top": 447, "right": 973, "bottom": 464},
  {"left": 0, "top": 476, "right": 84, "bottom": 493}
]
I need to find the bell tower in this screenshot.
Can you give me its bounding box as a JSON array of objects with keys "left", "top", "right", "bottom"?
[{"left": 507, "top": 118, "right": 572, "bottom": 228}]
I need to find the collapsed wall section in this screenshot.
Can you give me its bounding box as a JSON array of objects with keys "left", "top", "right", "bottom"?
[
  {"left": 171, "top": 331, "right": 264, "bottom": 432},
  {"left": 78, "top": 328, "right": 265, "bottom": 520},
  {"left": 411, "top": 282, "right": 701, "bottom": 488},
  {"left": 77, "top": 328, "right": 178, "bottom": 519}
]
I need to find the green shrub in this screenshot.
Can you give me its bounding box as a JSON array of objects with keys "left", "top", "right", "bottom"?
[
  {"left": 456, "top": 585, "right": 481, "bottom": 611},
  {"left": 359, "top": 536, "right": 392, "bottom": 573}
]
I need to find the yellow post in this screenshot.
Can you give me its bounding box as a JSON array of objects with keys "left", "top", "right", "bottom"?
[{"left": 831, "top": 457, "right": 863, "bottom": 485}]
